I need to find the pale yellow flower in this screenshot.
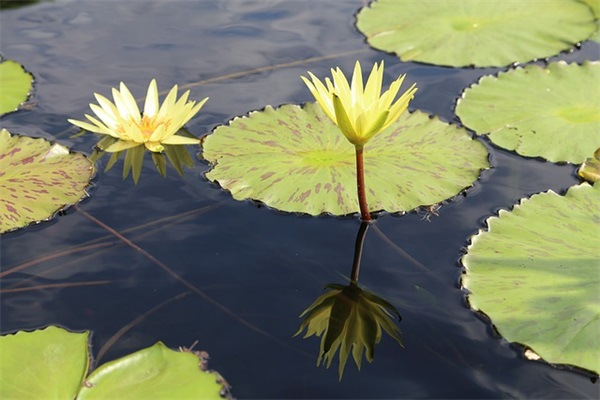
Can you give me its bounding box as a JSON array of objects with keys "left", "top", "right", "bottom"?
[
  {"left": 68, "top": 79, "right": 207, "bottom": 153},
  {"left": 302, "top": 61, "right": 417, "bottom": 146}
]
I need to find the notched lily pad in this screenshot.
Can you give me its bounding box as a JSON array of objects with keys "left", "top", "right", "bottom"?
[
  {"left": 356, "top": 0, "right": 596, "bottom": 67},
  {"left": 578, "top": 148, "right": 600, "bottom": 183},
  {"left": 456, "top": 61, "right": 600, "bottom": 164},
  {"left": 202, "top": 102, "right": 489, "bottom": 216},
  {"left": 0, "top": 326, "right": 90, "bottom": 399},
  {"left": 0, "top": 58, "right": 34, "bottom": 115},
  {"left": 0, "top": 129, "right": 94, "bottom": 234},
  {"left": 462, "top": 183, "right": 600, "bottom": 375}
]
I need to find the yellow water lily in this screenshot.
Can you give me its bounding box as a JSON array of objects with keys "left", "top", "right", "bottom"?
[
  {"left": 68, "top": 79, "right": 207, "bottom": 153},
  {"left": 301, "top": 60, "right": 417, "bottom": 146}
]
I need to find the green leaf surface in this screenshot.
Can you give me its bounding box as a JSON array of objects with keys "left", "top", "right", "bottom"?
[
  {"left": 0, "top": 59, "right": 34, "bottom": 115},
  {"left": 202, "top": 102, "right": 489, "bottom": 216},
  {"left": 580, "top": 0, "right": 600, "bottom": 42},
  {"left": 356, "top": 0, "right": 596, "bottom": 67},
  {"left": 0, "top": 326, "right": 89, "bottom": 400},
  {"left": 0, "top": 129, "right": 94, "bottom": 234},
  {"left": 456, "top": 61, "right": 600, "bottom": 164},
  {"left": 77, "top": 342, "right": 223, "bottom": 399},
  {"left": 578, "top": 148, "right": 600, "bottom": 183},
  {"left": 462, "top": 183, "right": 600, "bottom": 374}
]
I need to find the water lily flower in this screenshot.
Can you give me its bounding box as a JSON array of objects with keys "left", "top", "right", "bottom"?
[
  {"left": 69, "top": 79, "right": 207, "bottom": 154},
  {"left": 295, "top": 282, "right": 403, "bottom": 379},
  {"left": 301, "top": 60, "right": 417, "bottom": 146}
]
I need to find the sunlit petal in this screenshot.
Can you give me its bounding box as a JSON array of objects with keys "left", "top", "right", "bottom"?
[{"left": 303, "top": 61, "right": 417, "bottom": 146}]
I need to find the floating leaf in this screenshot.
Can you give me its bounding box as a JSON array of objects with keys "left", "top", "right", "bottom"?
[
  {"left": 580, "top": 0, "right": 600, "bottom": 42},
  {"left": 0, "top": 59, "right": 34, "bottom": 115},
  {"left": 78, "top": 342, "right": 224, "bottom": 399},
  {"left": 0, "top": 326, "right": 229, "bottom": 399},
  {"left": 0, "top": 129, "right": 94, "bottom": 234},
  {"left": 462, "top": 183, "right": 600, "bottom": 374},
  {"left": 0, "top": 326, "right": 89, "bottom": 399},
  {"left": 456, "top": 61, "right": 600, "bottom": 164},
  {"left": 356, "top": 0, "right": 596, "bottom": 67},
  {"left": 202, "top": 102, "right": 489, "bottom": 216},
  {"left": 578, "top": 148, "right": 600, "bottom": 183}
]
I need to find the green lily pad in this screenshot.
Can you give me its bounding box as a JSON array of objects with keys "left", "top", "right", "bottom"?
[
  {"left": 0, "top": 326, "right": 229, "bottom": 399},
  {"left": 0, "top": 326, "right": 90, "bottom": 399},
  {"left": 0, "top": 129, "right": 94, "bottom": 234},
  {"left": 202, "top": 102, "right": 489, "bottom": 216},
  {"left": 456, "top": 61, "right": 600, "bottom": 164},
  {"left": 462, "top": 183, "right": 600, "bottom": 374},
  {"left": 580, "top": 0, "right": 600, "bottom": 42},
  {"left": 578, "top": 148, "right": 600, "bottom": 183},
  {"left": 356, "top": 0, "right": 596, "bottom": 67},
  {"left": 78, "top": 342, "right": 224, "bottom": 399},
  {"left": 0, "top": 59, "right": 34, "bottom": 115}
]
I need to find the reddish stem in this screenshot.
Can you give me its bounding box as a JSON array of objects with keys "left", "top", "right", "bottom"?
[{"left": 355, "top": 145, "right": 372, "bottom": 221}]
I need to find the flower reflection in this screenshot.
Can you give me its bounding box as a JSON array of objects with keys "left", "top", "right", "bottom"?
[
  {"left": 69, "top": 79, "right": 207, "bottom": 183},
  {"left": 295, "top": 282, "right": 403, "bottom": 379}
]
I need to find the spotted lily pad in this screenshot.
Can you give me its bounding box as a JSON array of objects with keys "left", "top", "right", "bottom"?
[
  {"left": 0, "top": 59, "right": 34, "bottom": 115},
  {"left": 202, "top": 102, "right": 489, "bottom": 216},
  {"left": 456, "top": 61, "right": 600, "bottom": 164},
  {"left": 462, "top": 183, "right": 600, "bottom": 374},
  {"left": 356, "top": 0, "right": 596, "bottom": 67},
  {"left": 0, "top": 129, "right": 94, "bottom": 234}
]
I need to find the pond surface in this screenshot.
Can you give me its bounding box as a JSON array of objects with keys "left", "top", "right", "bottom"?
[{"left": 1, "top": 1, "right": 599, "bottom": 398}]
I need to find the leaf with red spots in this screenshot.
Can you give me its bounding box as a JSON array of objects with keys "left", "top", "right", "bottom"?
[
  {"left": 0, "top": 129, "right": 94, "bottom": 233},
  {"left": 202, "top": 102, "right": 489, "bottom": 216}
]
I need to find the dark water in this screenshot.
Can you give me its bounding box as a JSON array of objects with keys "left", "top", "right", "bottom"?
[{"left": 1, "top": 1, "right": 599, "bottom": 398}]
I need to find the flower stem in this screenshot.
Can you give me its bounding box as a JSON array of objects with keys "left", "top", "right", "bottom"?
[
  {"left": 354, "top": 145, "right": 372, "bottom": 221},
  {"left": 350, "top": 221, "right": 370, "bottom": 284}
]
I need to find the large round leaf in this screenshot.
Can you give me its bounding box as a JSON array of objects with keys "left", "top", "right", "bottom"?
[
  {"left": 77, "top": 342, "right": 224, "bottom": 399},
  {"left": 0, "top": 326, "right": 89, "bottom": 399},
  {"left": 0, "top": 59, "right": 34, "bottom": 115},
  {"left": 456, "top": 61, "right": 600, "bottom": 164},
  {"left": 580, "top": 0, "right": 600, "bottom": 43},
  {"left": 202, "top": 102, "right": 489, "bottom": 216},
  {"left": 356, "top": 0, "right": 596, "bottom": 67},
  {"left": 0, "top": 129, "right": 94, "bottom": 234},
  {"left": 462, "top": 183, "right": 600, "bottom": 374}
]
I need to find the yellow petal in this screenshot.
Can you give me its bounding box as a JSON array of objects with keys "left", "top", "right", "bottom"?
[
  {"left": 333, "top": 94, "right": 359, "bottom": 145},
  {"left": 145, "top": 141, "right": 164, "bottom": 153},
  {"left": 143, "top": 79, "right": 159, "bottom": 117},
  {"left": 161, "top": 134, "right": 201, "bottom": 145},
  {"left": 104, "top": 140, "right": 143, "bottom": 153}
]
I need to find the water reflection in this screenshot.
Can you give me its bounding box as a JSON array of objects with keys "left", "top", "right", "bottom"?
[{"left": 295, "top": 221, "right": 403, "bottom": 379}]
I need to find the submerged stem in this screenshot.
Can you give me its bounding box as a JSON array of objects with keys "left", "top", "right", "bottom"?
[{"left": 354, "top": 145, "right": 372, "bottom": 221}]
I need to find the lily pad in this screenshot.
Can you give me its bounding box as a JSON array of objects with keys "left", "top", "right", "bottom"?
[
  {"left": 0, "top": 326, "right": 90, "bottom": 399},
  {"left": 580, "top": 0, "right": 600, "bottom": 42},
  {"left": 578, "top": 148, "right": 600, "bottom": 183},
  {"left": 356, "top": 0, "right": 596, "bottom": 67},
  {"left": 0, "top": 326, "right": 229, "bottom": 399},
  {"left": 78, "top": 342, "right": 224, "bottom": 399},
  {"left": 456, "top": 61, "right": 600, "bottom": 164},
  {"left": 0, "top": 129, "right": 94, "bottom": 234},
  {"left": 202, "top": 102, "right": 489, "bottom": 216},
  {"left": 0, "top": 59, "right": 34, "bottom": 115},
  {"left": 462, "top": 183, "right": 600, "bottom": 374}
]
